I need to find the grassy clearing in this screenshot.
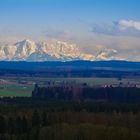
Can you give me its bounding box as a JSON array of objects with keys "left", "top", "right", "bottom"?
[{"left": 0, "top": 85, "right": 33, "bottom": 97}]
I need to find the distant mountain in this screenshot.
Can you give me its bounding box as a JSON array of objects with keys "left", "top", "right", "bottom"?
[{"left": 0, "top": 39, "right": 120, "bottom": 61}]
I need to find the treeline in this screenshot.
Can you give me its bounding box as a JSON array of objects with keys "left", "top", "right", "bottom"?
[
  {"left": 32, "top": 86, "right": 140, "bottom": 103},
  {"left": 2, "top": 98, "right": 140, "bottom": 112},
  {"left": 0, "top": 68, "right": 135, "bottom": 78}
]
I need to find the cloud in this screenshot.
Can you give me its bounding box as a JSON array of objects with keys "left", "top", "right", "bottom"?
[
  {"left": 91, "top": 19, "right": 140, "bottom": 37},
  {"left": 118, "top": 20, "right": 140, "bottom": 31}
]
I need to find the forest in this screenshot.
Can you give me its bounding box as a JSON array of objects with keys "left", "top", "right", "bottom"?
[
  {"left": 32, "top": 86, "right": 140, "bottom": 103},
  {"left": 0, "top": 98, "right": 139, "bottom": 140}
]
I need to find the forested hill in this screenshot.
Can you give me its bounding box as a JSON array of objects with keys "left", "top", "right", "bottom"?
[{"left": 0, "top": 60, "right": 139, "bottom": 71}]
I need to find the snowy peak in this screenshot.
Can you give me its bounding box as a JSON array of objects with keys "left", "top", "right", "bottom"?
[
  {"left": 95, "top": 48, "right": 118, "bottom": 60},
  {"left": 14, "top": 39, "right": 37, "bottom": 59},
  {"left": 37, "top": 41, "right": 81, "bottom": 60},
  {"left": 15, "top": 39, "right": 35, "bottom": 46},
  {"left": 0, "top": 39, "right": 120, "bottom": 61}
]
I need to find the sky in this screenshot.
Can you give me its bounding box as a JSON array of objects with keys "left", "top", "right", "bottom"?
[{"left": 0, "top": 0, "right": 140, "bottom": 60}]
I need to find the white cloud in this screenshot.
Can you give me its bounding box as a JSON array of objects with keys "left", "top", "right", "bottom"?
[
  {"left": 92, "top": 19, "right": 140, "bottom": 37},
  {"left": 118, "top": 20, "right": 140, "bottom": 31}
]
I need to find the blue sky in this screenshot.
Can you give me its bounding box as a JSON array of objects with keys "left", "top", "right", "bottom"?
[
  {"left": 0, "top": 0, "right": 140, "bottom": 60},
  {"left": 0, "top": 0, "right": 139, "bottom": 33}
]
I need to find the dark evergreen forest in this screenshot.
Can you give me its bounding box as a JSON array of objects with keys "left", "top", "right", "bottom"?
[{"left": 0, "top": 98, "right": 139, "bottom": 140}]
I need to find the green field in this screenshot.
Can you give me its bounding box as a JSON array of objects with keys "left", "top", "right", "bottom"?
[{"left": 0, "top": 84, "right": 33, "bottom": 97}]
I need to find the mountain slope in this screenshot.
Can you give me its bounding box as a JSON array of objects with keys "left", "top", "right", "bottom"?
[{"left": 0, "top": 39, "right": 120, "bottom": 61}]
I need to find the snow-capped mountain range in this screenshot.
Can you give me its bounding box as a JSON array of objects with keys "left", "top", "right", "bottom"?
[{"left": 0, "top": 39, "right": 119, "bottom": 61}]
